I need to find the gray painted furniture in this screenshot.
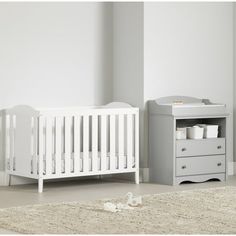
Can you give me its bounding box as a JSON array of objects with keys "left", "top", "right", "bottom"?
[{"left": 149, "top": 96, "right": 228, "bottom": 185}]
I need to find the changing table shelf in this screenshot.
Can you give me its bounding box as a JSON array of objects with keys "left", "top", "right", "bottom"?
[{"left": 148, "top": 96, "right": 229, "bottom": 185}]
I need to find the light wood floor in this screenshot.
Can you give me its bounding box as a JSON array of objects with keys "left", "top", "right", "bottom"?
[{"left": 1, "top": 176, "right": 236, "bottom": 234}]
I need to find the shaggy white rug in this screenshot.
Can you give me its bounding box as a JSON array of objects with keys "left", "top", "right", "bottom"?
[{"left": 0, "top": 187, "right": 236, "bottom": 234}]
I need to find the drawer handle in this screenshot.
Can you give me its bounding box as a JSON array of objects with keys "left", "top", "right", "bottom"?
[
  {"left": 217, "top": 162, "right": 222, "bottom": 167},
  {"left": 181, "top": 165, "right": 187, "bottom": 169},
  {"left": 217, "top": 145, "right": 222, "bottom": 149},
  {"left": 181, "top": 148, "right": 186, "bottom": 152}
]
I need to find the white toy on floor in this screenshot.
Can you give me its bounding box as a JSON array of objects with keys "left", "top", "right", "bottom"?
[
  {"left": 104, "top": 202, "right": 120, "bottom": 213},
  {"left": 117, "top": 203, "right": 133, "bottom": 210},
  {"left": 103, "top": 192, "right": 142, "bottom": 212},
  {"left": 126, "top": 192, "right": 142, "bottom": 207}
]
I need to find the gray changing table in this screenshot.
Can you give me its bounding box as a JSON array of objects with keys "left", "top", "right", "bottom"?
[{"left": 148, "top": 96, "right": 229, "bottom": 185}]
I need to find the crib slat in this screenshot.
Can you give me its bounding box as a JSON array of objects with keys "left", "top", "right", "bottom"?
[
  {"left": 135, "top": 112, "right": 139, "bottom": 169},
  {"left": 46, "top": 117, "right": 53, "bottom": 175},
  {"left": 118, "top": 114, "right": 124, "bottom": 169},
  {"left": 32, "top": 117, "right": 38, "bottom": 176},
  {"left": 55, "top": 117, "right": 62, "bottom": 175},
  {"left": 5, "top": 115, "right": 10, "bottom": 171},
  {"left": 110, "top": 115, "right": 116, "bottom": 170},
  {"left": 83, "top": 115, "right": 89, "bottom": 173},
  {"left": 127, "top": 114, "right": 133, "bottom": 170},
  {"left": 38, "top": 116, "right": 44, "bottom": 177},
  {"left": 101, "top": 115, "right": 107, "bottom": 171},
  {"left": 65, "top": 116, "right": 71, "bottom": 174},
  {"left": 92, "top": 115, "right": 98, "bottom": 172},
  {"left": 9, "top": 115, "right": 14, "bottom": 172},
  {"left": 74, "top": 116, "right": 80, "bottom": 173}
]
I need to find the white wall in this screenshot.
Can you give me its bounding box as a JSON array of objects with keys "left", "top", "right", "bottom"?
[
  {"left": 144, "top": 3, "right": 234, "bottom": 165},
  {"left": 0, "top": 2, "right": 113, "bottom": 185},
  {"left": 113, "top": 3, "right": 144, "bottom": 108},
  {"left": 0, "top": 2, "right": 113, "bottom": 108}
]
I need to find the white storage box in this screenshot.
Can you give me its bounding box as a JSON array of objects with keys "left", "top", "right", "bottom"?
[
  {"left": 187, "top": 126, "right": 204, "bottom": 139},
  {"left": 197, "top": 124, "right": 218, "bottom": 138},
  {"left": 176, "top": 128, "right": 187, "bottom": 140}
]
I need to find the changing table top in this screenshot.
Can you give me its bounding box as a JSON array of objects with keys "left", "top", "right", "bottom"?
[{"left": 149, "top": 96, "right": 228, "bottom": 117}]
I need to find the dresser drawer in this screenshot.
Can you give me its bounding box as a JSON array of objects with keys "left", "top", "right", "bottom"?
[
  {"left": 176, "top": 138, "right": 225, "bottom": 157},
  {"left": 176, "top": 155, "right": 225, "bottom": 176}
]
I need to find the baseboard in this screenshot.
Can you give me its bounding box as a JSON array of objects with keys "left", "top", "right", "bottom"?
[
  {"left": 110, "top": 168, "right": 149, "bottom": 183},
  {"left": 228, "top": 161, "right": 235, "bottom": 175},
  {"left": 140, "top": 168, "right": 149, "bottom": 182},
  {"left": 0, "top": 171, "right": 7, "bottom": 186},
  {"left": 0, "top": 171, "right": 36, "bottom": 186}
]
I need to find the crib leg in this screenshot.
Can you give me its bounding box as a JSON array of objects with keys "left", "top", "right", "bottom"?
[
  {"left": 135, "top": 170, "right": 139, "bottom": 184},
  {"left": 38, "top": 178, "right": 43, "bottom": 193}
]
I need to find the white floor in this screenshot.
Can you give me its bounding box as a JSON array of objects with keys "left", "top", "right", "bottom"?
[{"left": 0, "top": 176, "right": 236, "bottom": 234}]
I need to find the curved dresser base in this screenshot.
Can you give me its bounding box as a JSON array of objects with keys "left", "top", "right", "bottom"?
[{"left": 175, "top": 173, "right": 225, "bottom": 185}]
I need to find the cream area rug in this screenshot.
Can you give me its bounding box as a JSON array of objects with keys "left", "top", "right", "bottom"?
[{"left": 0, "top": 187, "right": 236, "bottom": 234}]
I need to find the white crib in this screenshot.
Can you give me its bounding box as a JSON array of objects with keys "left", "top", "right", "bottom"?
[{"left": 4, "top": 102, "right": 139, "bottom": 192}]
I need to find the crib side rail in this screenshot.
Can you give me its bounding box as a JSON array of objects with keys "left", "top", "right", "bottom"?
[
  {"left": 40, "top": 107, "right": 139, "bottom": 179},
  {"left": 5, "top": 105, "right": 39, "bottom": 178}
]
